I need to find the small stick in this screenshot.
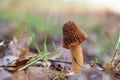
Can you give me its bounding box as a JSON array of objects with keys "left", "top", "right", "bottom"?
[
  {"left": 0, "top": 65, "right": 15, "bottom": 67},
  {"left": 0, "top": 59, "right": 71, "bottom": 68},
  {"left": 40, "top": 59, "right": 71, "bottom": 64}
]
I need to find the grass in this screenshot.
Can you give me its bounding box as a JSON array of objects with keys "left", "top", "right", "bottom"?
[
  {"left": 19, "top": 21, "right": 49, "bottom": 70},
  {"left": 27, "top": 20, "right": 42, "bottom": 55},
  {"left": 18, "top": 21, "right": 67, "bottom": 79},
  {"left": 52, "top": 71, "right": 67, "bottom": 80},
  {"left": 116, "top": 33, "right": 120, "bottom": 49},
  {"left": 18, "top": 53, "right": 51, "bottom": 71},
  {"left": 19, "top": 20, "right": 61, "bottom": 70},
  {"left": 111, "top": 33, "right": 120, "bottom": 63}
]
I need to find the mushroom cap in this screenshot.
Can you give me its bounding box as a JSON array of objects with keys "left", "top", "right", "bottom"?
[{"left": 62, "top": 21, "right": 87, "bottom": 49}]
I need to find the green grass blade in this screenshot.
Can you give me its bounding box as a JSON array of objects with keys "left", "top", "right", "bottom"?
[
  {"left": 111, "top": 33, "right": 120, "bottom": 64},
  {"left": 116, "top": 34, "right": 120, "bottom": 49},
  {"left": 18, "top": 53, "right": 50, "bottom": 71},
  {"left": 44, "top": 35, "right": 48, "bottom": 53},
  {"left": 27, "top": 55, "right": 41, "bottom": 64},
  {"left": 52, "top": 42, "right": 62, "bottom": 59},
  {"left": 52, "top": 41, "right": 58, "bottom": 52},
  {"left": 26, "top": 20, "right": 42, "bottom": 54},
  {"left": 27, "top": 36, "right": 32, "bottom": 47}
]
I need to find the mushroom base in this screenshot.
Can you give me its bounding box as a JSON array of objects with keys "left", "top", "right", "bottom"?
[{"left": 70, "top": 45, "right": 83, "bottom": 73}]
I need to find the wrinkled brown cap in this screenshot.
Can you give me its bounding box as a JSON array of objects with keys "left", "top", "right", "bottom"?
[{"left": 62, "top": 21, "right": 87, "bottom": 49}]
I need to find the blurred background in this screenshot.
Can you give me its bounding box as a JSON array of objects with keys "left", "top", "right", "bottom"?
[{"left": 0, "top": 0, "right": 120, "bottom": 63}]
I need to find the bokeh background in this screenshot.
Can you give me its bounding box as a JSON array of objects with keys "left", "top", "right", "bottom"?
[{"left": 0, "top": 0, "right": 120, "bottom": 63}]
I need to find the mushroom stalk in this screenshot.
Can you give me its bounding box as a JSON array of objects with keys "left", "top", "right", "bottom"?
[{"left": 70, "top": 45, "right": 83, "bottom": 73}]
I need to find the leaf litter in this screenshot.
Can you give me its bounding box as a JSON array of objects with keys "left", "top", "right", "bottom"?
[{"left": 0, "top": 26, "right": 120, "bottom": 80}]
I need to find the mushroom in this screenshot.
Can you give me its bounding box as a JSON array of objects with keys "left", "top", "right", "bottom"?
[{"left": 62, "top": 21, "right": 87, "bottom": 73}]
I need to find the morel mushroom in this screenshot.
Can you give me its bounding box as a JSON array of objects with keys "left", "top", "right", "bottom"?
[{"left": 62, "top": 21, "right": 87, "bottom": 73}]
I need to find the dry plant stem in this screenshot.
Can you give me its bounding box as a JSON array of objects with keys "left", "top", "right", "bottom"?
[
  {"left": 70, "top": 45, "right": 83, "bottom": 73},
  {"left": 111, "top": 49, "right": 118, "bottom": 65},
  {"left": 110, "top": 34, "right": 120, "bottom": 66},
  {"left": 0, "top": 60, "right": 71, "bottom": 68}
]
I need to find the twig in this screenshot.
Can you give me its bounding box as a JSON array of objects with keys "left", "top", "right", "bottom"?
[
  {"left": 0, "top": 65, "right": 15, "bottom": 67},
  {"left": 41, "top": 59, "right": 71, "bottom": 64},
  {"left": 0, "top": 59, "right": 71, "bottom": 68}
]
